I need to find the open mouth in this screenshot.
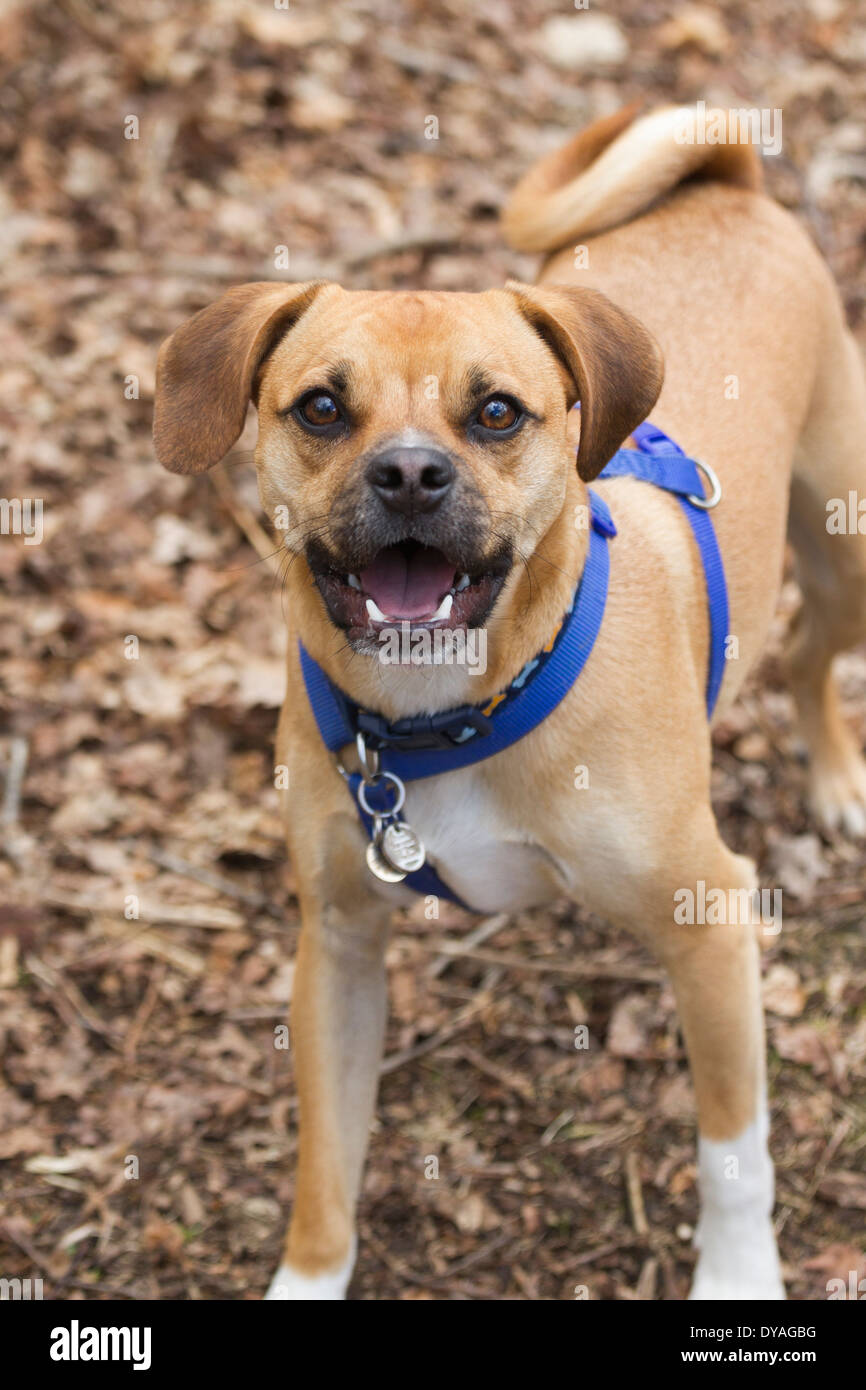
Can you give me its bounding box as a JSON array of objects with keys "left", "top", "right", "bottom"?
[{"left": 308, "top": 539, "right": 510, "bottom": 635}]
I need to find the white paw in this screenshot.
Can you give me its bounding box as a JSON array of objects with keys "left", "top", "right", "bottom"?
[
  {"left": 264, "top": 1249, "right": 354, "bottom": 1301},
  {"left": 689, "top": 1213, "right": 785, "bottom": 1302},
  {"left": 810, "top": 754, "right": 866, "bottom": 838},
  {"left": 691, "top": 1119, "right": 785, "bottom": 1301}
]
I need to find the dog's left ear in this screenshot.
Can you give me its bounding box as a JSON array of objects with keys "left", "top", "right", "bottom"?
[{"left": 505, "top": 281, "right": 664, "bottom": 481}]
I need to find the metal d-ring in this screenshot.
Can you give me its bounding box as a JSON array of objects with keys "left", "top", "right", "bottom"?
[
  {"left": 687, "top": 459, "right": 722, "bottom": 510},
  {"left": 356, "top": 770, "right": 406, "bottom": 818}
]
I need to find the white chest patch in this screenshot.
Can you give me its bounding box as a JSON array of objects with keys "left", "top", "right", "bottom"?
[{"left": 395, "top": 768, "right": 569, "bottom": 913}]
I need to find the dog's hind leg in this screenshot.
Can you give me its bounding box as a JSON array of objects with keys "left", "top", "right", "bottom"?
[
  {"left": 786, "top": 315, "right": 866, "bottom": 835},
  {"left": 603, "top": 809, "right": 784, "bottom": 1300}
]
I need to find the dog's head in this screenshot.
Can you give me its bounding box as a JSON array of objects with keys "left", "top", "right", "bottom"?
[{"left": 154, "top": 282, "right": 662, "bottom": 651}]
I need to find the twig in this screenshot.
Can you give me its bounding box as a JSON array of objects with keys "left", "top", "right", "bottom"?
[
  {"left": 343, "top": 230, "right": 461, "bottom": 269},
  {"left": 28, "top": 253, "right": 323, "bottom": 282},
  {"left": 1, "top": 736, "right": 28, "bottom": 825},
  {"left": 57, "top": 1278, "right": 144, "bottom": 1300},
  {"left": 0, "top": 933, "right": 19, "bottom": 988},
  {"left": 444, "top": 1234, "right": 517, "bottom": 1273},
  {"left": 377, "top": 38, "right": 479, "bottom": 83},
  {"left": 209, "top": 465, "right": 282, "bottom": 573},
  {"left": 0, "top": 1220, "right": 56, "bottom": 1275},
  {"left": 635, "top": 1256, "right": 659, "bottom": 1300},
  {"left": 535, "top": 1119, "right": 644, "bottom": 1159},
  {"left": 364, "top": 1222, "right": 516, "bottom": 1292},
  {"left": 95, "top": 920, "right": 205, "bottom": 977},
  {"left": 426, "top": 913, "right": 509, "bottom": 978},
  {"left": 123, "top": 962, "right": 165, "bottom": 1063},
  {"left": 148, "top": 845, "right": 283, "bottom": 918},
  {"left": 226, "top": 1008, "right": 287, "bottom": 1021},
  {"left": 777, "top": 1116, "right": 855, "bottom": 1239},
  {"left": 394, "top": 936, "right": 662, "bottom": 983},
  {"left": 26, "top": 230, "right": 463, "bottom": 287},
  {"left": 25, "top": 953, "right": 117, "bottom": 1038},
  {"left": 427, "top": 1227, "right": 516, "bottom": 1282},
  {"left": 380, "top": 966, "right": 503, "bottom": 1074},
  {"left": 624, "top": 1149, "right": 649, "bottom": 1238},
  {"left": 540, "top": 1109, "right": 575, "bottom": 1147},
  {"left": 45, "top": 892, "right": 244, "bottom": 931},
  {"left": 450, "top": 1044, "right": 534, "bottom": 1102},
  {"left": 571, "top": 1235, "right": 641, "bottom": 1268},
  {"left": 184, "top": 1059, "right": 272, "bottom": 1099}
]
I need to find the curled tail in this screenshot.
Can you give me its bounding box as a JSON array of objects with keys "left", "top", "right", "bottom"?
[{"left": 502, "top": 104, "right": 764, "bottom": 254}]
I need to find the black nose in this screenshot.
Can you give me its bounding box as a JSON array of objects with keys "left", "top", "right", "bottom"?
[{"left": 366, "top": 446, "right": 455, "bottom": 516}]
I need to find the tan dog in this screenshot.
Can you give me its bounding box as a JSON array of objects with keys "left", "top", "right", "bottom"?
[{"left": 153, "top": 105, "right": 866, "bottom": 1300}]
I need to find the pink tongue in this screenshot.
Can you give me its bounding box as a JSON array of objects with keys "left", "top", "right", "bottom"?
[{"left": 359, "top": 546, "right": 456, "bottom": 619}]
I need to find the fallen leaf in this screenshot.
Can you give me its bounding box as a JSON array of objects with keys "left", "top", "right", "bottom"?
[{"left": 762, "top": 963, "right": 807, "bottom": 1018}]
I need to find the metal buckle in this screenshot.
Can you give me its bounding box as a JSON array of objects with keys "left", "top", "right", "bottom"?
[
  {"left": 336, "top": 729, "right": 378, "bottom": 783},
  {"left": 687, "top": 459, "right": 722, "bottom": 510},
  {"left": 337, "top": 732, "right": 408, "bottom": 815},
  {"left": 355, "top": 730, "right": 379, "bottom": 778}
]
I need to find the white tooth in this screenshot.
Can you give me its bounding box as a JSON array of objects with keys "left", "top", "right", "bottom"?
[
  {"left": 347, "top": 574, "right": 361, "bottom": 590},
  {"left": 365, "top": 597, "right": 389, "bottom": 623},
  {"left": 432, "top": 593, "right": 453, "bottom": 621},
  {"left": 455, "top": 574, "right": 471, "bottom": 591}
]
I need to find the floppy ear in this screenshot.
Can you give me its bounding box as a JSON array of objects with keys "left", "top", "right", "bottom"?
[
  {"left": 505, "top": 281, "right": 664, "bottom": 481},
  {"left": 153, "top": 280, "right": 328, "bottom": 473}
]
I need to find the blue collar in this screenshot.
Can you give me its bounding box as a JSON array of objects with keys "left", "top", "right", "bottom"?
[{"left": 299, "top": 418, "right": 728, "bottom": 908}]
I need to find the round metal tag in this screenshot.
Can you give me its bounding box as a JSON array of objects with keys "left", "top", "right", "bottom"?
[
  {"left": 366, "top": 839, "right": 407, "bottom": 884},
  {"left": 381, "top": 820, "right": 426, "bottom": 873}
]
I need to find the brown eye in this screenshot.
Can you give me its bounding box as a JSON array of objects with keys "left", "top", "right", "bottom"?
[
  {"left": 298, "top": 392, "right": 341, "bottom": 429},
  {"left": 478, "top": 396, "right": 520, "bottom": 432}
]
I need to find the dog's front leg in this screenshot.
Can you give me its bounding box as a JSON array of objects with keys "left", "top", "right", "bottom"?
[
  {"left": 265, "top": 891, "right": 390, "bottom": 1300},
  {"left": 650, "top": 838, "right": 784, "bottom": 1301}
]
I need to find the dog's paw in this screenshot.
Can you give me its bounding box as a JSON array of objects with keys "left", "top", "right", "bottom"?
[
  {"left": 689, "top": 1213, "right": 785, "bottom": 1302},
  {"left": 809, "top": 751, "right": 866, "bottom": 838},
  {"left": 264, "top": 1253, "right": 353, "bottom": 1301}
]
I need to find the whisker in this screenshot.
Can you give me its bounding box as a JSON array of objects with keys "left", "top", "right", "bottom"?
[{"left": 487, "top": 508, "right": 580, "bottom": 587}]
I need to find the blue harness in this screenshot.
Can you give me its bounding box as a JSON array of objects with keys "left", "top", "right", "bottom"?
[{"left": 300, "top": 418, "right": 728, "bottom": 911}]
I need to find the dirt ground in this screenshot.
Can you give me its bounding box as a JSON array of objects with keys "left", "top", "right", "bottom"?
[{"left": 1, "top": 0, "right": 865, "bottom": 1300}]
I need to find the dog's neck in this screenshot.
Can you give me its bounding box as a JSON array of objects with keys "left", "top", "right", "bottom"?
[{"left": 291, "top": 475, "right": 589, "bottom": 722}]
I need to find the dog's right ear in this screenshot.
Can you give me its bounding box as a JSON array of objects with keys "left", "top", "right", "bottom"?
[{"left": 153, "top": 280, "right": 328, "bottom": 474}]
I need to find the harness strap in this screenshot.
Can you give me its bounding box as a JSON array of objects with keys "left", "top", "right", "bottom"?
[{"left": 615, "top": 421, "right": 729, "bottom": 716}]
